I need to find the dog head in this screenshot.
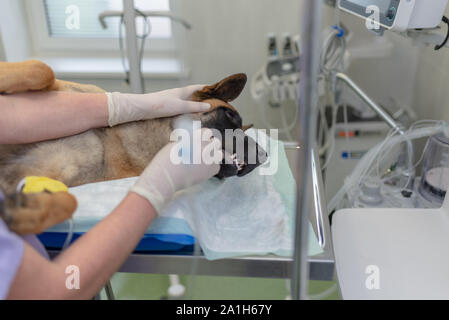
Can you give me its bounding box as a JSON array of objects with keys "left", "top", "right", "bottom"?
[{"left": 190, "top": 73, "right": 267, "bottom": 179}]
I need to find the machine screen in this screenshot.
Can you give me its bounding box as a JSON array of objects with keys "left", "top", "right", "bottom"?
[
  {"left": 339, "top": 0, "right": 400, "bottom": 27},
  {"left": 346, "top": 0, "right": 393, "bottom": 15}
]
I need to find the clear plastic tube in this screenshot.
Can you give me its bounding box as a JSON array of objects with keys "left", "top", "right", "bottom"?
[
  {"left": 321, "top": 79, "right": 339, "bottom": 169},
  {"left": 280, "top": 103, "right": 295, "bottom": 141},
  {"left": 328, "top": 121, "right": 448, "bottom": 211},
  {"left": 253, "top": 26, "right": 346, "bottom": 145},
  {"left": 260, "top": 98, "right": 298, "bottom": 136},
  {"left": 62, "top": 218, "right": 74, "bottom": 250}
]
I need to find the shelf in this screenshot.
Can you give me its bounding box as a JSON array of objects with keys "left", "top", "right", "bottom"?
[{"left": 48, "top": 250, "right": 334, "bottom": 281}]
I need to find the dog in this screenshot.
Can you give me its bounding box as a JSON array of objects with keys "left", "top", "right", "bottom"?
[{"left": 0, "top": 60, "right": 267, "bottom": 235}]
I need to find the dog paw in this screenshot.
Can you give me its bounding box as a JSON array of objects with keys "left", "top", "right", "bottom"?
[{"left": 2, "top": 192, "right": 77, "bottom": 235}]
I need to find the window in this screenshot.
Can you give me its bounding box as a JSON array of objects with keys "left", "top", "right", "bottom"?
[
  {"left": 25, "top": 0, "right": 176, "bottom": 54},
  {"left": 44, "top": 0, "right": 171, "bottom": 39}
]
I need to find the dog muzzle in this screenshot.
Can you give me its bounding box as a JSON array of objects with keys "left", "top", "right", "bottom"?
[{"left": 217, "top": 129, "right": 268, "bottom": 179}]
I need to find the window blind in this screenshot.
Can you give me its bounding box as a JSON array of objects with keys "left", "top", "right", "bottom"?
[{"left": 43, "top": 0, "right": 171, "bottom": 38}]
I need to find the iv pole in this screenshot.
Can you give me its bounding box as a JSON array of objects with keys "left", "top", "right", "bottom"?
[
  {"left": 100, "top": 0, "right": 192, "bottom": 94},
  {"left": 291, "top": 0, "right": 323, "bottom": 300},
  {"left": 122, "top": 0, "right": 143, "bottom": 94}
]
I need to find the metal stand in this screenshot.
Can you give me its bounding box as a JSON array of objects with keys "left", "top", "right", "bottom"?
[
  {"left": 104, "top": 280, "right": 115, "bottom": 300},
  {"left": 333, "top": 73, "right": 402, "bottom": 132},
  {"left": 122, "top": 0, "right": 143, "bottom": 94},
  {"left": 98, "top": 0, "right": 192, "bottom": 94},
  {"left": 333, "top": 72, "right": 415, "bottom": 187},
  {"left": 292, "top": 0, "right": 323, "bottom": 300}
]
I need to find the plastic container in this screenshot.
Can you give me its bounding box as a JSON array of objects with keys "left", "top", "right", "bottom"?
[{"left": 418, "top": 133, "right": 449, "bottom": 205}]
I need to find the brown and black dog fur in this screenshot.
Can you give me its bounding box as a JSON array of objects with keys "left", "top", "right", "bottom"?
[{"left": 0, "top": 60, "right": 260, "bottom": 235}]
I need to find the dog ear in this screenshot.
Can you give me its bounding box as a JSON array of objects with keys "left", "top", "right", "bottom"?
[{"left": 194, "top": 73, "right": 247, "bottom": 102}]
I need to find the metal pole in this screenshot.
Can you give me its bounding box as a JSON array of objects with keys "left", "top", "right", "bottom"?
[
  {"left": 334, "top": 72, "right": 415, "bottom": 185},
  {"left": 334, "top": 72, "right": 402, "bottom": 133},
  {"left": 104, "top": 281, "right": 115, "bottom": 300},
  {"left": 123, "top": 0, "right": 144, "bottom": 93},
  {"left": 292, "top": 0, "right": 322, "bottom": 300}
]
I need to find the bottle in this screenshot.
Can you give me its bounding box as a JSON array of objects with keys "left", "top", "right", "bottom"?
[
  {"left": 281, "top": 33, "right": 294, "bottom": 57},
  {"left": 267, "top": 33, "right": 279, "bottom": 60},
  {"left": 293, "top": 34, "right": 301, "bottom": 56}
]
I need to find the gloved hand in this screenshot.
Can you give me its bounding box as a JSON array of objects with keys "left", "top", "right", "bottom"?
[
  {"left": 106, "top": 85, "right": 211, "bottom": 127},
  {"left": 130, "top": 128, "right": 222, "bottom": 213}
]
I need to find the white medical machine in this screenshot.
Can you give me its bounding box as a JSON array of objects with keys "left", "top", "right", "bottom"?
[
  {"left": 338, "top": 0, "right": 448, "bottom": 32},
  {"left": 323, "top": 0, "right": 449, "bottom": 299}
]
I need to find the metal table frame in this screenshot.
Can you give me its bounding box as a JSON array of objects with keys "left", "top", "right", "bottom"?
[
  {"left": 112, "top": 142, "right": 335, "bottom": 282},
  {"left": 116, "top": 253, "right": 334, "bottom": 281},
  {"left": 48, "top": 252, "right": 334, "bottom": 281},
  {"left": 48, "top": 142, "right": 335, "bottom": 282}
]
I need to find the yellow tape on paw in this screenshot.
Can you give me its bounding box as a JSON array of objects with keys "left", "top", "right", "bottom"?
[{"left": 22, "top": 176, "right": 68, "bottom": 194}]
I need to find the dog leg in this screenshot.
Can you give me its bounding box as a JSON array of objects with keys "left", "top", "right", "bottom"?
[
  {"left": 0, "top": 60, "right": 56, "bottom": 94},
  {"left": 2, "top": 192, "right": 77, "bottom": 235},
  {"left": 0, "top": 60, "right": 104, "bottom": 94},
  {"left": 49, "top": 79, "right": 105, "bottom": 93}
]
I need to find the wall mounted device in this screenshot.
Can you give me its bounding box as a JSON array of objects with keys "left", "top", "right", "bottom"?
[{"left": 338, "top": 0, "right": 448, "bottom": 32}]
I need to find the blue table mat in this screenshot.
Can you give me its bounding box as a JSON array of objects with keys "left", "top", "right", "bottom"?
[
  {"left": 38, "top": 232, "right": 195, "bottom": 253},
  {"left": 40, "top": 215, "right": 196, "bottom": 253}
]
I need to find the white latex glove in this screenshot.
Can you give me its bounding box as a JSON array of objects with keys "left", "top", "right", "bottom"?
[
  {"left": 106, "top": 85, "right": 211, "bottom": 127},
  {"left": 130, "top": 128, "right": 222, "bottom": 213}
]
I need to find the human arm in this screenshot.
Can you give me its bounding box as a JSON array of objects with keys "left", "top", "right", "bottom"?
[
  {"left": 0, "top": 91, "right": 108, "bottom": 144},
  {"left": 7, "top": 129, "right": 221, "bottom": 299},
  {"left": 7, "top": 192, "right": 157, "bottom": 300},
  {"left": 0, "top": 85, "right": 210, "bottom": 144}
]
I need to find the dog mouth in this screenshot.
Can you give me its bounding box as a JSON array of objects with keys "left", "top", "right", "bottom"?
[
  {"left": 231, "top": 153, "right": 246, "bottom": 172},
  {"left": 217, "top": 126, "right": 268, "bottom": 179},
  {"left": 235, "top": 132, "right": 268, "bottom": 177},
  {"left": 200, "top": 106, "right": 268, "bottom": 179}
]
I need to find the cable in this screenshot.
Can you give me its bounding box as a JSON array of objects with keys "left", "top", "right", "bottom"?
[
  {"left": 318, "top": 26, "right": 346, "bottom": 170},
  {"left": 435, "top": 16, "right": 449, "bottom": 50},
  {"left": 260, "top": 97, "right": 298, "bottom": 137},
  {"left": 321, "top": 77, "right": 339, "bottom": 170},
  {"left": 118, "top": 9, "right": 153, "bottom": 92},
  {"left": 280, "top": 103, "right": 296, "bottom": 141},
  {"left": 135, "top": 9, "right": 152, "bottom": 93},
  {"left": 62, "top": 218, "right": 74, "bottom": 250},
  {"left": 253, "top": 26, "right": 346, "bottom": 159},
  {"left": 320, "top": 26, "right": 346, "bottom": 77}
]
